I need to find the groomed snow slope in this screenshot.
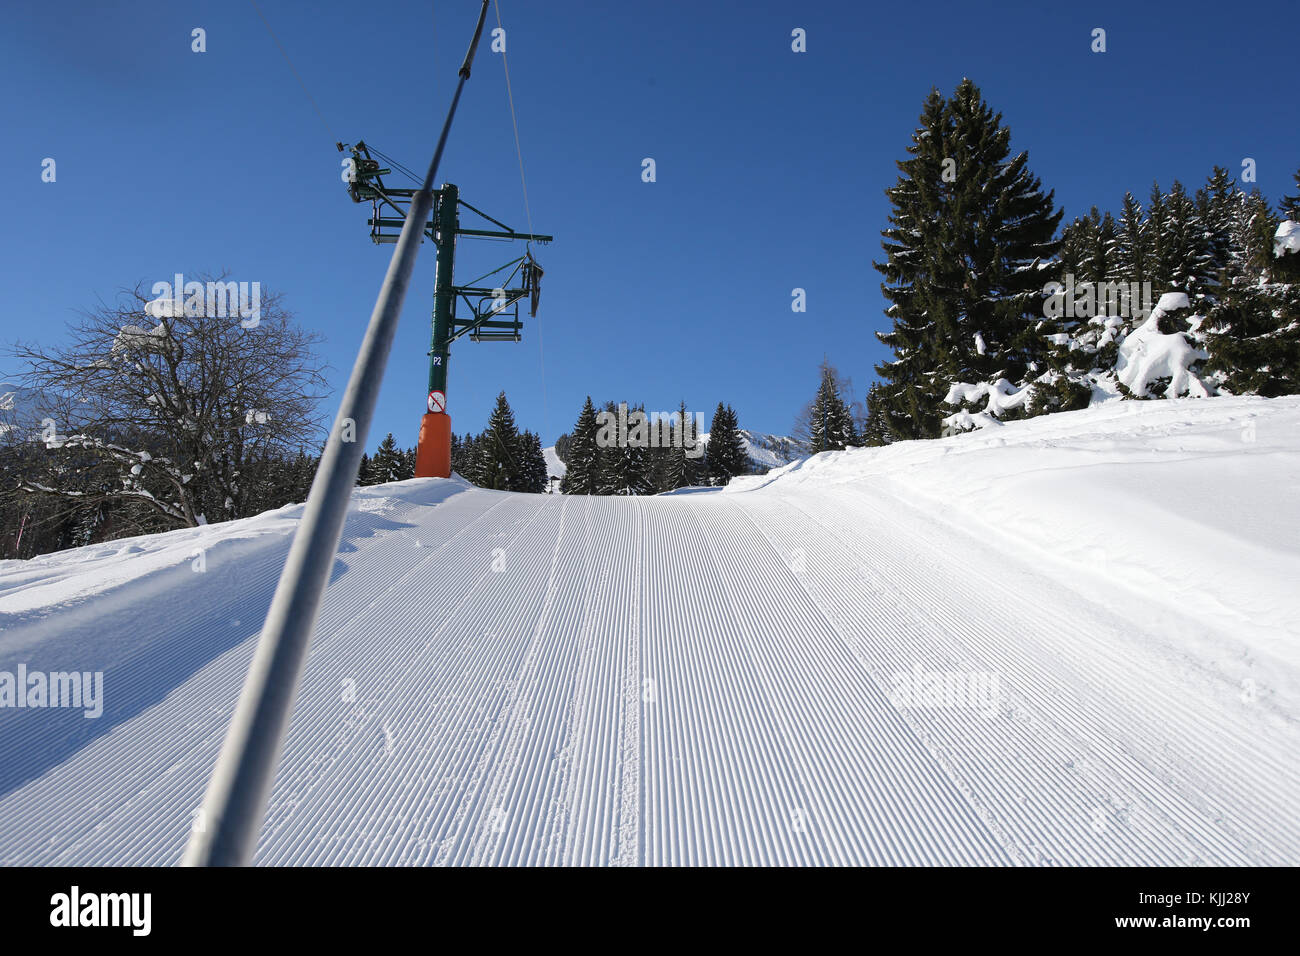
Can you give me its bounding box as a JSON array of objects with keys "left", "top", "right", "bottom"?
[
  {"left": 1, "top": 397, "right": 1297, "bottom": 865},
  {"left": 542, "top": 445, "right": 566, "bottom": 480}
]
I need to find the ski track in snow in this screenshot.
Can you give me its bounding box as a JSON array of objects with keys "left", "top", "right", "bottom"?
[{"left": 1, "top": 403, "right": 1298, "bottom": 865}]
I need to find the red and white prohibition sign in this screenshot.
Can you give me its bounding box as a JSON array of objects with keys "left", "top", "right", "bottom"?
[{"left": 428, "top": 390, "right": 446, "bottom": 414}]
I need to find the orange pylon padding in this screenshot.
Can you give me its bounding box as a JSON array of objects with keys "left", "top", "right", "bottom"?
[{"left": 416, "top": 412, "right": 452, "bottom": 478}]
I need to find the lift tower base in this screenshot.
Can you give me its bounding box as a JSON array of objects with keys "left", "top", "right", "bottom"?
[{"left": 416, "top": 412, "right": 453, "bottom": 479}]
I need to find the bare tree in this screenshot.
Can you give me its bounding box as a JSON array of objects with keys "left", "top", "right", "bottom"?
[{"left": 7, "top": 276, "right": 329, "bottom": 529}]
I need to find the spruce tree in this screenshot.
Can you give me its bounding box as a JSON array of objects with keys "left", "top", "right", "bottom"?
[
  {"left": 1112, "top": 192, "right": 1149, "bottom": 289},
  {"left": 371, "top": 433, "right": 405, "bottom": 484},
  {"left": 861, "top": 383, "right": 891, "bottom": 447},
  {"left": 553, "top": 432, "right": 571, "bottom": 466},
  {"left": 559, "top": 396, "right": 600, "bottom": 495},
  {"left": 1160, "top": 181, "right": 1216, "bottom": 301},
  {"left": 874, "top": 88, "right": 951, "bottom": 440},
  {"left": 874, "top": 79, "right": 1061, "bottom": 439},
  {"left": 1144, "top": 184, "right": 1170, "bottom": 289},
  {"left": 519, "top": 430, "right": 549, "bottom": 494},
  {"left": 1060, "top": 208, "right": 1115, "bottom": 284},
  {"left": 478, "top": 391, "right": 521, "bottom": 491},
  {"left": 597, "top": 403, "right": 655, "bottom": 495},
  {"left": 1229, "top": 190, "right": 1279, "bottom": 276},
  {"left": 1055, "top": 215, "right": 1088, "bottom": 283},
  {"left": 463, "top": 434, "right": 487, "bottom": 487},
  {"left": 1281, "top": 166, "right": 1300, "bottom": 222},
  {"left": 1198, "top": 166, "right": 1237, "bottom": 280},
  {"left": 808, "top": 362, "right": 857, "bottom": 452},
  {"left": 660, "top": 400, "right": 703, "bottom": 491},
  {"left": 286, "top": 448, "right": 317, "bottom": 502},
  {"left": 1205, "top": 198, "right": 1300, "bottom": 395},
  {"left": 706, "top": 402, "right": 748, "bottom": 486}
]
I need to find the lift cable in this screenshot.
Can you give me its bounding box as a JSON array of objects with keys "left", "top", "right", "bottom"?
[
  {"left": 493, "top": 0, "right": 550, "bottom": 443},
  {"left": 248, "top": 0, "right": 336, "bottom": 144},
  {"left": 369, "top": 146, "right": 424, "bottom": 186}
]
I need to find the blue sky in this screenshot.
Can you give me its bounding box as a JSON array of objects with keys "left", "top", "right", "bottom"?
[{"left": 2, "top": 0, "right": 1296, "bottom": 448}]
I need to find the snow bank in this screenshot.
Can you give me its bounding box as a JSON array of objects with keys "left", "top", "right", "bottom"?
[
  {"left": 1276, "top": 219, "right": 1300, "bottom": 257},
  {"left": 941, "top": 377, "right": 1033, "bottom": 432},
  {"left": 730, "top": 395, "right": 1300, "bottom": 662},
  {"left": 1114, "top": 296, "right": 1209, "bottom": 399},
  {"left": 1155, "top": 291, "right": 1191, "bottom": 313}
]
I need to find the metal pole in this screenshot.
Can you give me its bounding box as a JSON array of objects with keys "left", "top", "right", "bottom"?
[
  {"left": 428, "top": 183, "right": 458, "bottom": 399},
  {"left": 183, "top": 0, "right": 490, "bottom": 867}
]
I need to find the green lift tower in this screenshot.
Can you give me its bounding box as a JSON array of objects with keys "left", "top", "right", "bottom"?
[{"left": 341, "top": 140, "right": 552, "bottom": 477}]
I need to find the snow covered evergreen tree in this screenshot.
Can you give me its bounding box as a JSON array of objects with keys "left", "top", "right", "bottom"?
[
  {"left": 559, "top": 397, "right": 600, "bottom": 495},
  {"left": 1197, "top": 166, "right": 1237, "bottom": 280},
  {"left": 1058, "top": 208, "right": 1116, "bottom": 284},
  {"left": 861, "top": 384, "right": 891, "bottom": 447},
  {"left": 477, "top": 392, "right": 521, "bottom": 491},
  {"left": 1281, "top": 165, "right": 1300, "bottom": 222},
  {"left": 659, "top": 400, "right": 703, "bottom": 491},
  {"left": 357, "top": 452, "right": 376, "bottom": 486},
  {"left": 1143, "top": 183, "right": 1169, "bottom": 289},
  {"left": 597, "top": 403, "right": 655, "bottom": 496},
  {"left": 874, "top": 79, "right": 1061, "bottom": 439},
  {"left": 553, "top": 432, "right": 571, "bottom": 466},
  {"left": 1112, "top": 192, "right": 1149, "bottom": 286},
  {"left": 706, "top": 402, "right": 748, "bottom": 486},
  {"left": 1159, "top": 181, "right": 1216, "bottom": 302},
  {"left": 1205, "top": 203, "right": 1300, "bottom": 396},
  {"left": 518, "top": 430, "right": 549, "bottom": 494},
  {"left": 369, "top": 433, "right": 410, "bottom": 484},
  {"left": 807, "top": 362, "right": 857, "bottom": 452}
]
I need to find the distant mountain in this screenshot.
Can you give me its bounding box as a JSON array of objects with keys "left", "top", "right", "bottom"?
[
  {"left": 0, "top": 383, "right": 94, "bottom": 442},
  {"left": 0, "top": 382, "right": 51, "bottom": 439},
  {"left": 699, "top": 429, "right": 810, "bottom": 474}
]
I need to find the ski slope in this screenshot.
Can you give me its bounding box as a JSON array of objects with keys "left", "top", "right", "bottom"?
[{"left": 1, "top": 397, "right": 1297, "bottom": 865}]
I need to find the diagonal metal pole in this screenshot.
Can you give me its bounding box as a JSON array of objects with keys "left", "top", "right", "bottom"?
[{"left": 183, "top": 0, "right": 491, "bottom": 867}]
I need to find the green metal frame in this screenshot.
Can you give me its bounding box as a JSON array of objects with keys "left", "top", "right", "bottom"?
[{"left": 343, "top": 141, "right": 552, "bottom": 405}]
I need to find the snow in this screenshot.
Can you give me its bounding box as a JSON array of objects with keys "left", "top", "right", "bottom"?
[
  {"left": 1275, "top": 219, "right": 1300, "bottom": 258},
  {"left": 942, "top": 377, "right": 1033, "bottom": 431},
  {"left": 112, "top": 323, "right": 172, "bottom": 353},
  {"left": 1, "top": 397, "right": 1299, "bottom": 864},
  {"left": 1155, "top": 291, "right": 1190, "bottom": 313},
  {"left": 1114, "top": 297, "right": 1210, "bottom": 399}
]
